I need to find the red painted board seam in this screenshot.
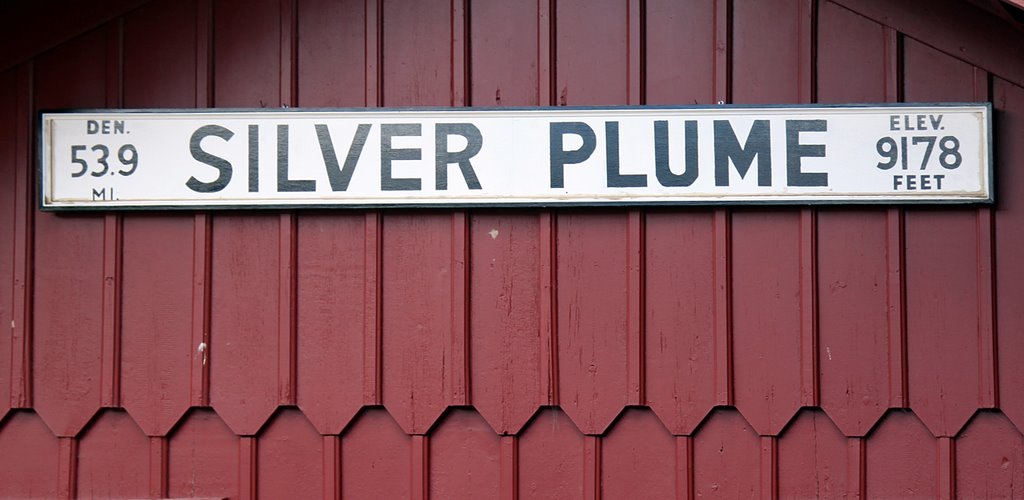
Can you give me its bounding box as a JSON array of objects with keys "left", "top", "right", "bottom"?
[
  {"left": 195, "top": 0, "right": 212, "bottom": 108},
  {"left": 846, "top": 437, "right": 865, "bottom": 499},
  {"left": 100, "top": 17, "right": 124, "bottom": 409},
  {"left": 974, "top": 68, "right": 997, "bottom": 408},
  {"left": 760, "top": 436, "right": 777, "bottom": 500},
  {"left": 712, "top": 210, "right": 732, "bottom": 405},
  {"left": 239, "top": 437, "right": 257, "bottom": 500},
  {"left": 798, "top": 0, "right": 816, "bottom": 104},
  {"left": 584, "top": 435, "right": 602, "bottom": 500},
  {"left": 627, "top": 211, "right": 645, "bottom": 405},
  {"left": 675, "top": 436, "right": 694, "bottom": 500},
  {"left": 450, "top": 211, "right": 470, "bottom": 406},
  {"left": 537, "top": 0, "right": 553, "bottom": 106},
  {"left": 100, "top": 214, "right": 123, "bottom": 408},
  {"left": 799, "top": 210, "right": 819, "bottom": 406},
  {"left": 500, "top": 435, "right": 519, "bottom": 500},
  {"left": 365, "top": 0, "right": 382, "bottom": 107},
  {"left": 278, "top": 213, "right": 297, "bottom": 405},
  {"left": 363, "top": 212, "right": 382, "bottom": 405},
  {"left": 937, "top": 437, "right": 956, "bottom": 499},
  {"left": 539, "top": 212, "right": 557, "bottom": 406},
  {"left": 883, "top": 26, "right": 907, "bottom": 409},
  {"left": 627, "top": 0, "right": 643, "bottom": 106},
  {"left": 411, "top": 435, "right": 429, "bottom": 500},
  {"left": 10, "top": 62, "right": 32, "bottom": 409},
  {"left": 323, "top": 435, "right": 341, "bottom": 500},
  {"left": 713, "top": 0, "right": 731, "bottom": 104},
  {"left": 280, "top": 0, "right": 297, "bottom": 107},
  {"left": 886, "top": 208, "right": 907, "bottom": 408},
  {"left": 190, "top": 214, "right": 212, "bottom": 406},
  {"left": 149, "top": 436, "right": 168, "bottom": 499},
  {"left": 58, "top": 437, "right": 78, "bottom": 500},
  {"left": 451, "top": 0, "right": 468, "bottom": 107}
]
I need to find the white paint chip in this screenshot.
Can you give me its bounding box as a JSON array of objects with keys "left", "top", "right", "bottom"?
[{"left": 489, "top": 229, "right": 499, "bottom": 239}]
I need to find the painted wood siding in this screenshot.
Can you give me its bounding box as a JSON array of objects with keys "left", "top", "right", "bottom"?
[{"left": 1, "top": 0, "right": 1023, "bottom": 497}]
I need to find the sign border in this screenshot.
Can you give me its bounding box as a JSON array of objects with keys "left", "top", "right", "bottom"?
[{"left": 38, "top": 102, "right": 994, "bottom": 211}]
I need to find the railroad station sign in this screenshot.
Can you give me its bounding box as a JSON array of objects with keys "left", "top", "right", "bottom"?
[{"left": 39, "top": 104, "right": 992, "bottom": 209}]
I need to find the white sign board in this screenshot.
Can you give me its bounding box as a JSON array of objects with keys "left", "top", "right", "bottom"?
[{"left": 40, "top": 104, "right": 992, "bottom": 209}]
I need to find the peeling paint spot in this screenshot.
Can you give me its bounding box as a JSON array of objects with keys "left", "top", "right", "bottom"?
[
  {"left": 198, "top": 342, "right": 208, "bottom": 365},
  {"left": 489, "top": 229, "right": 499, "bottom": 239},
  {"left": 826, "top": 346, "right": 832, "bottom": 361}
]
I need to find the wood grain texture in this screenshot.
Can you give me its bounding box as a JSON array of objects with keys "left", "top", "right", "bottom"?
[
  {"left": 430, "top": 409, "right": 501, "bottom": 498},
  {"left": 76, "top": 410, "right": 149, "bottom": 498},
  {"left": 167, "top": 409, "right": 239, "bottom": 499},
  {"left": 644, "top": 211, "right": 716, "bottom": 435},
  {"left": 340, "top": 409, "right": 411, "bottom": 499},
  {"left": 0, "top": 411, "right": 59, "bottom": 498},
  {"left": 32, "top": 27, "right": 109, "bottom": 438},
  {"left": 518, "top": 408, "right": 585, "bottom": 500},
  {"left": 777, "top": 410, "right": 849, "bottom": 498},
  {"left": 692, "top": 409, "right": 761, "bottom": 498},
  {"left": 0, "top": 69, "right": 16, "bottom": 418},
  {"left": 956, "top": 411, "right": 1024, "bottom": 497},
  {"left": 295, "top": 214, "right": 366, "bottom": 434},
  {"left": 601, "top": 408, "right": 676, "bottom": 498},
  {"left": 865, "top": 410, "right": 937, "bottom": 498},
  {"left": 902, "top": 38, "right": 982, "bottom": 437},
  {"left": 994, "top": 78, "right": 1024, "bottom": 435},
  {"left": 470, "top": 213, "right": 543, "bottom": 434},
  {"left": 257, "top": 409, "right": 323, "bottom": 499}
]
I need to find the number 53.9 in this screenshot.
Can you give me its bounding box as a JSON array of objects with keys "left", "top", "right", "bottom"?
[{"left": 70, "top": 144, "right": 139, "bottom": 177}]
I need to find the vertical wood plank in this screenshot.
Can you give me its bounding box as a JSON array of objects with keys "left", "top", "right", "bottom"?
[
  {"left": 0, "top": 411, "right": 59, "bottom": 498},
  {"left": 149, "top": 436, "right": 168, "bottom": 499},
  {"left": 58, "top": 437, "right": 78, "bottom": 500},
  {"left": 166, "top": 409, "right": 240, "bottom": 499},
  {"left": 192, "top": 0, "right": 213, "bottom": 408},
  {"left": 937, "top": 436, "right": 955, "bottom": 500},
  {"left": 799, "top": 210, "right": 818, "bottom": 407},
  {"left": 100, "top": 20, "right": 123, "bottom": 409},
  {"left": 601, "top": 409, "right": 675, "bottom": 498},
  {"left": 257, "top": 410, "right": 323, "bottom": 499},
  {"left": 500, "top": 435, "right": 518, "bottom": 500},
  {"left": 816, "top": 1, "right": 891, "bottom": 437},
  {"left": 994, "top": 78, "right": 1024, "bottom": 436},
  {"left": 902, "top": 37, "right": 981, "bottom": 438},
  {"left": 865, "top": 410, "right": 936, "bottom": 498},
  {"left": 675, "top": 436, "right": 693, "bottom": 500},
  {"left": 190, "top": 214, "right": 211, "bottom": 407},
  {"left": 759, "top": 436, "right": 777, "bottom": 500},
  {"left": 627, "top": 210, "right": 644, "bottom": 406},
  {"left": 973, "top": 68, "right": 997, "bottom": 409},
  {"left": 584, "top": 436, "right": 601, "bottom": 500},
  {"left": 120, "top": 0, "right": 202, "bottom": 436},
  {"left": 323, "top": 435, "right": 340, "bottom": 500},
  {"left": 340, "top": 409, "right": 411, "bottom": 499},
  {"left": 277, "top": 213, "right": 297, "bottom": 406},
  {"left": 540, "top": 212, "right": 558, "bottom": 406},
  {"left": 883, "top": 26, "right": 907, "bottom": 410},
  {"left": 411, "top": 435, "right": 429, "bottom": 500},
  {"left": 450, "top": 212, "right": 469, "bottom": 406},
  {"left": 238, "top": 437, "right": 257, "bottom": 500},
  {"left": 0, "top": 70, "right": 14, "bottom": 418},
  {"left": 517, "top": 408, "right": 585, "bottom": 499},
  {"left": 777, "top": 410, "right": 848, "bottom": 498},
  {"left": 33, "top": 27, "right": 108, "bottom": 438},
  {"left": 429, "top": 409, "right": 501, "bottom": 498},
  {"left": 9, "top": 63, "right": 32, "bottom": 410},
  {"left": 364, "top": 212, "right": 382, "bottom": 405},
  {"left": 847, "top": 437, "right": 866, "bottom": 499},
  {"left": 712, "top": 210, "right": 732, "bottom": 406},
  {"left": 644, "top": 0, "right": 715, "bottom": 105},
  {"left": 693, "top": 409, "right": 759, "bottom": 498}
]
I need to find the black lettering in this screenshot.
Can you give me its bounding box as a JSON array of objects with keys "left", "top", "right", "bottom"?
[
  {"left": 890, "top": 115, "right": 900, "bottom": 131},
  {"left": 930, "top": 114, "right": 943, "bottom": 129},
  {"left": 187, "top": 124, "right": 234, "bottom": 193},
  {"left": 381, "top": 123, "right": 422, "bottom": 191},
  {"left": 316, "top": 123, "right": 370, "bottom": 192},
  {"left": 113, "top": 120, "right": 125, "bottom": 134},
  {"left": 654, "top": 120, "right": 698, "bottom": 187},
  {"left": 87, "top": 120, "right": 99, "bottom": 134},
  {"left": 549, "top": 122, "right": 596, "bottom": 188},
  {"left": 248, "top": 125, "right": 259, "bottom": 192},
  {"left": 277, "top": 124, "right": 315, "bottom": 192},
  {"left": 934, "top": 174, "right": 944, "bottom": 189},
  {"left": 92, "top": 187, "right": 106, "bottom": 200},
  {"left": 101, "top": 121, "right": 110, "bottom": 134},
  {"left": 714, "top": 120, "right": 772, "bottom": 186},
  {"left": 435, "top": 123, "right": 483, "bottom": 190},
  {"left": 605, "top": 121, "right": 646, "bottom": 187},
  {"left": 785, "top": 119, "right": 828, "bottom": 187}
]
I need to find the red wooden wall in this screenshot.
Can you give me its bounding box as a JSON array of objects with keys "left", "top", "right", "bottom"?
[{"left": 2, "top": 0, "right": 1024, "bottom": 498}]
